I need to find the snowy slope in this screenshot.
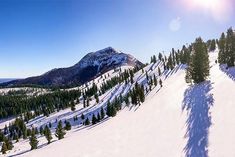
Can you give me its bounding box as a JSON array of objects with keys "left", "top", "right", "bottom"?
[
  {"left": 2, "top": 49, "right": 235, "bottom": 157},
  {"left": 5, "top": 62, "right": 188, "bottom": 157}
]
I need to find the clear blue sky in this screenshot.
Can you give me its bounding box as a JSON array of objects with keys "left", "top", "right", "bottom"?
[{"left": 0, "top": 0, "right": 234, "bottom": 78}]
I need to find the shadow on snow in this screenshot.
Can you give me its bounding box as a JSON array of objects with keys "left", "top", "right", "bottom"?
[
  {"left": 182, "top": 81, "right": 214, "bottom": 157},
  {"left": 219, "top": 64, "right": 235, "bottom": 81}
]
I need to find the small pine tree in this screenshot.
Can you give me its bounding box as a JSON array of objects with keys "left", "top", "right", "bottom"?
[
  {"left": 64, "top": 121, "right": 71, "bottom": 131},
  {"left": 49, "top": 122, "right": 52, "bottom": 128},
  {"left": 1, "top": 141, "right": 7, "bottom": 154},
  {"left": 5, "top": 138, "right": 13, "bottom": 150},
  {"left": 81, "top": 114, "right": 85, "bottom": 120},
  {"left": 153, "top": 75, "right": 157, "bottom": 86},
  {"left": 139, "top": 85, "right": 145, "bottom": 104},
  {"left": 106, "top": 101, "right": 112, "bottom": 117},
  {"left": 92, "top": 114, "right": 97, "bottom": 125},
  {"left": 146, "top": 71, "right": 149, "bottom": 81},
  {"left": 97, "top": 112, "right": 101, "bottom": 122},
  {"left": 71, "top": 101, "right": 76, "bottom": 111},
  {"left": 39, "top": 126, "right": 44, "bottom": 135},
  {"left": 55, "top": 120, "right": 66, "bottom": 140},
  {"left": 44, "top": 125, "right": 52, "bottom": 144},
  {"left": 35, "top": 127, "right": 39, "bottom": 135},
  {"left": 86, "top": 98, "right": 90, "bottom": 107},
  {"left": 110, "top": 105, "right": 117, "bottom": 117},
  {"left": 100, "top": 107, "right": 105, "bottom": 119},
  {"left": 159, "top": 79, "right": 163, "bottom": 87},
  {"left": 95, "top": 94, "right": 99, "bottom": 104},
  {"left": 84, "top": 118, "right": 90, "bottom": 126},
  {"left": 158, "top": 67, "right": 161, "bottom": 76},
  {"left": 29, "top": 128, "right": 38, "bottom": 150}
]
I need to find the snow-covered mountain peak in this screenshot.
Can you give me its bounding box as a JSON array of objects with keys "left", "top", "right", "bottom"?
[{"left": 75, "top": 47, "right": 140, "bottom": 69}]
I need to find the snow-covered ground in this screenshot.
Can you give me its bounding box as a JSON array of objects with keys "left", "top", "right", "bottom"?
[{"left": 2, "top": 49, "right": 235, "bottom": 157}]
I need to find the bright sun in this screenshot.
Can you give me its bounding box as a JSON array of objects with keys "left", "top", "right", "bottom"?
[
  {"left": 182, "top": 0, "right": 232, "bottom": 22},
  {"left": 192, "top": 0, "right": 220, "bottom": 9}
]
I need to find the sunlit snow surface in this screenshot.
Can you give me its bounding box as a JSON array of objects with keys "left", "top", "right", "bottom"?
[{"left": 2, "top": 49, "right": 235, "bottom": 157}]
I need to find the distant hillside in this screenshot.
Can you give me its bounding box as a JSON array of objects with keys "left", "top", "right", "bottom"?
[
  {"left": 0, "top": 78, "right": 17, "bottom": 83},
  {"left": 1, "top": 47, "right": 143, "bottom": 87}
]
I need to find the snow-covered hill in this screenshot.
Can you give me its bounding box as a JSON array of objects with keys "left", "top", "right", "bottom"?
[{"left": 2, "top": 49, "right": 235, "bottom": 157}]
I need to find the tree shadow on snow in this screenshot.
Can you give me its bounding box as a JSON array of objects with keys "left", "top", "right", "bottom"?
[
  {"left": 9, "top": 149, "right": 31, "bottom": 157},
  {"left": 219, "top": 64, "right": 235, "bottom": 81},
  {"left": 182, "top": 81, "right": 214, "bottom": 157}
]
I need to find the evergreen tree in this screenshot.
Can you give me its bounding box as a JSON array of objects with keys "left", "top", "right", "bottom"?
[
  {"left": 159, "top": 79, "right": 163, "bottom": 87},
  {"left": 188, "top": 37, "right": 210, "bottom": 83},
  {"left": 110, "top": 105, "right": 117, "bottom": 117},
  {"left": 97, "top": 112, "right": 101, "bottom": 122},
  {"left": 29, "top": 128, "right": 38, "bottom": 150},
  {"left": 44, "top": 125, "right": 52, "bottom": 144},
  {"left": 4, "top": 138, "right": 13, "bottom": 150},
  {"left": 1, "top": 141, "right": 7, "bottom": 154},
  {"left": 167, "top": 53, "right": 174, "bottom": 70},
  {"left": 92, "top": 114, "right": 97, "bottom": 125},
  {"left": 226, "top": 28, "right": 235, "bottom": 67},
  {"left": 39, "top": 126, "right": 44, "bottom": 135},
  {"left": 209, "top": 39, "right": 216, "bottom": 51},
  {"left": 139, "top": 85, "right": 145, "bottom": 104},
  {"left": 94, "top": 93, "right": 99, "bottom": 104},
  {"left": 49, "top": 122, "right": 52, "bottom": 128},
  {"left": 131, "top": 89, "right": 138, "bottom": 105},
  {"left": 158, "top": 67, "right": 161, "bottom": 76},
  {"left": 158, "top": 53, "right": 163, "bottom": 61},
  {"left": 185, "top": 67, "right": 192, "bottom": 83},
  {"left": 86, "top": 98, "right": 90, "bottom": 107},
  {"left": 218, "top": 32, "right": 226, "bottom": 64},
  {"left": 152, "top": 55, "right": 157, "bottom": 63},
  {"left": 71, "top": 101, "right": 76, "bottom": 111},
  {"left": 146, "top": 71, "right": 149, "bottom": 81},
  {"left": 153, "top": 75, "right": 157, "bottom": 86},
  {"left": 106, "top": 101, "right": 112, "bottom": 117},
  {"left": 84, "top": 117, "right": 90, "bottom": 126},
  {"left": 64, "top": 121, "right": 71, "bottom": 131},
  {"left": 27, "top": 128, "right": 32, "bottom": 137},
  {"left": 81, "top": 114, "right": 85, "bottom": 120},
  {"left": 100, "top": 107, "right": 105, "bottom": 119},
  {"left": 55, "top": 120, "right": 66, "bottom": 140}
]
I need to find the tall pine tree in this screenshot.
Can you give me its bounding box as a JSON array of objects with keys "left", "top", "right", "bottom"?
[{"left": 187, "top": 37, "right": 209, "bottom": 83}]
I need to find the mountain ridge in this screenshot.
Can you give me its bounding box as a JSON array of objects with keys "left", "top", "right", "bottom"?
[{"left": 1, "top": 47, "right": 143, "bottom": 87}]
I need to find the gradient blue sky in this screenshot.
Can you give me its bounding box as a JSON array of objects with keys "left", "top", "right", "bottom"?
[{"left": 0, "top": 0, "right": 235, "bottom": 78}]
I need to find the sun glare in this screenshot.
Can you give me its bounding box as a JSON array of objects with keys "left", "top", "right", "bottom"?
[
  {"left": 193, "top": 0, "right": 220, "bottom": 9},
  {"left": 182, "top": 0, "right": 232, "bottom": 22}
]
